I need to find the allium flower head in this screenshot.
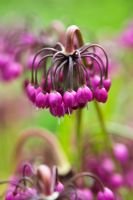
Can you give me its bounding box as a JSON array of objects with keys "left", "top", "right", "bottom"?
[
  {"left": 26, "top": 25, "right": 111, "bottom": 117},
  {"left": 4, "top": 163, "right": 116, "bottom": 200}
]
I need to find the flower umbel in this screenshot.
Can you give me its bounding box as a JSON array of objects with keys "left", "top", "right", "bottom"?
[
  {"left": 4, "top": 163, "right": 115, "bottom": 200},
  {"left": 26, "top": 25, "right": 111, "bottom": 117}
]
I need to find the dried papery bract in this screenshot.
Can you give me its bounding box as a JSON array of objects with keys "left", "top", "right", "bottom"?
[{"left": 25, "top": 25, "right": 111, "bottom": 117}]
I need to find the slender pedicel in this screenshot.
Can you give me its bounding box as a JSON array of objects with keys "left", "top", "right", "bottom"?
[
  {"left": 80, "top": 44, "right": 109, "bottom": 78},
  {"left": 68, "top": 172, "right": 105, "bottom": 192}
]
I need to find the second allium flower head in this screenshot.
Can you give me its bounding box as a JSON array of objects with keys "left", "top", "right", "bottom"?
[
  {"left": 26, "top": 25, "right": 111, "bottom": 117},
  {"left": 5, "top": 163, "right": 115, "bottom": 200}
]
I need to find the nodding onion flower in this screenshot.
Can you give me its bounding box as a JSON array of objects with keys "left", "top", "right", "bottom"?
[
  {"left": 4, "top": 163, "right": 115, "bottom": 200},
  {"left": 26, "top": 25, "right": 111, "bottom": 117}
]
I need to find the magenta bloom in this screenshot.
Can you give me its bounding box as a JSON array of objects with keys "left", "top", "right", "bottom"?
[
  {"left": 55, "top": 182, "right": 64, "bottom": 193},
  {"left": 6, "top": 188, "right": 37, "bottom": 200},
  {"left": 36, "top": 92, "right": 49, "bottom": 108},
  {"left": 2, "top": 61, "right": 22, "bottom": 81},
  {"left": 76, "top": 86, "right": 93, "bottom": 105},
  {"left": 121, "top": 21, "right": 133, "bottom": 48},
  {"left": 97, "top": 187, "right": 115, "bottom": 200},
  {"left": 113, "top": 143, "right": 129, "bottom": 163},
  {"left": 63, "top": 90, "right": 76, "bottom": 108},
  {"left": 94, "top": 87, "right": 108, "bottom": 103}
]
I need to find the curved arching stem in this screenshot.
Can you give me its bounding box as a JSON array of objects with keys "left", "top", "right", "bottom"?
[
  {"left": 68, "top": 172, "right": 104, "bottom": 192},
  {"left": 34, "top": 54, "right": 53, "bottom": 86},
  {"left": 76, "top": 62, "right": 86, "bottom": 86},
  {"left": 81, "top": 54, "right": 104, "bottom": 86},
  {"left": 31, "top": 48, "right": 57, "bottom": 84},
  {"left": 54, "top": 60, "right": 67, "bottom": 89},
  {"left": 65, "top": 25, "right": 84, "bottom": 54},
  {"left": 0, "top": 180, "right": 25, "bottom": 190},
  {"left": 64, "top": 25, "right": 111, "bottom": 171},
  {"left": 94, "top": 101, "right": 113, "bottom": 152},
  {"left": 81, "top": 44, "right": 109, "bottom": 78},
  {"left": 82, "top": 52, "right": 106, "bottom": 76},
  {"left": 65, "top": 26, "right": 85, "bottom": 171},
  {"left": 68, "top": 56, "right": 74, "bottom": 89},
  {"left": 14, "top": 128, "right": 71, "bottom": 176}
]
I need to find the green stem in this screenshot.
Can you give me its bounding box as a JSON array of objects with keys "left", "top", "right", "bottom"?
[
  {"left": 65, "top": 25, "right": 84, "bottom": 53},
  {"left": 75, "top": 109, "right": 83, "bottom": 171},
  {"left": 93, "top": 103, "right": 123, "bottom": 171},
  {"left": 65, "top": 25, "right": 85, "bottom": 171},
  {"left": 94, "top": 101, "right": 112, "bottom": 151}
]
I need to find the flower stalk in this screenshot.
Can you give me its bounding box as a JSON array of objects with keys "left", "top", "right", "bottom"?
[
  {"left": 64, "top": 25, "right": 85, "bottom": 171},
  {"left": 65, "top": 25, "right": 84, "bottom": 54},
  {"left": 14, "top": 128, "right": 71, "bottom": 176},
  {"left": 94, "top": 100, "right": 112, "bottom": 151}
]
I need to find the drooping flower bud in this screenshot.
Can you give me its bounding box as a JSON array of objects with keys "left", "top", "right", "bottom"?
[
  {"left": 0, "top": 54, "right": 9, "bottom": 67},
  {"left": 26, "top": 84, "right": 41, "bottom": 103},
  {"left": 113, "top": 143, "right": 129, "bottom": 163},
  {"left": 76, "top": 86, "right": 93, "bottom": 105},
  {"left": 49, "top": 91, "right": 62, "bottom": 107},
  {"left": 20, "top": 162, "right": 33, "bottom": 177},
  {"left": 63, "top": 90, "right": 76, "bottom": 108},
  {"left": 91, "top": 75, "right": 100, "bottom": 90},
  {"left": 102, "top": 158, "right": 115, "bottom": 174},
  {"left": 55, "top": 182, "right": 64, "bottom": 193},
  {"left": 94, "top": 87, "right": 108, "bottom": 103},
  {"left": 97, "top": 187, "right": 115, "bottom": 200},
  {"left": 103, "top": 78, "right": 111, "bottom": 92},
  {"left": 2, "top": 61, "right": 22, "bottom": 81},
  {"left": 110, "top": 173, "right": 123, "bottom": 188},
  {"left": 49, "top": 103, "right": 65, "bottom": 117},
  {"left": 36, "top": 92, "right": 49, "bottom": 108},
  {"left": 5, "top": 192, "right": 14, "bottom": 200}
]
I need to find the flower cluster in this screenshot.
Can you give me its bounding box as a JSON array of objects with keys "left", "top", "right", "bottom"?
[
  {"left": 0, "top": 21, "right": 65, "bottom": 82},
  {"left": 5, "top": 163, "right": 115, "bottom": 200},
  {"left": 83, "top": 141, "right": 133, "bottom": 199},
  {"left": 0, "top": 23, "right": 38, "bottom": 82},
  {"left": 26, "top": 25, "right": 111, "bottom": 117},
  {"left": 0, "top": 38, "right": 22, "bottom": 82}
]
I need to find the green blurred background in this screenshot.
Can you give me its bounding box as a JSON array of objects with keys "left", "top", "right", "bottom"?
[
  {"left": 0, "top": 0, "right": 133, "bottom": 32},
  {"left": 0, "top": 0, "right": 133, "bottom": 182}
]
